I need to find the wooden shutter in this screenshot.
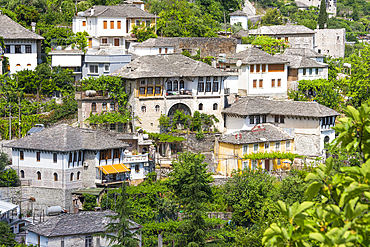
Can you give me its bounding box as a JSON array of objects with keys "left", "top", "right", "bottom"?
[
  {"left": 262, "top": 64, "right": 266, "bottom": 72},
  {"left": 278, "top": 79, "right": 281, "bottom": 87},
  {"left": 256, "top": 65, "right": 260, "bottom": 73},
  {"left": 117, "top": 21, "right": 121, "bottom": 29},
  {"left": 268, "top": 64, "right": 284, "bottom": 72},
  {"left": 271, "top": 79, "right": 275, "bottom": 87},
  {"left": 110, "top": 21, "right": 114, "bottom": 29},
  {"left": 103, "top": 21, "right": 107, "bottom": 29},
  {"left": 253, "top": 80, "right": 257, "bottom": 88},
  {"left": 82, "top": 21, "right": 86, "bottom": 27},
  {"left": 259, "top": 79, "right": 263, "bottom": 88},
  {"left": 250, "top": 65, "right": 254, "bottom": 73}
]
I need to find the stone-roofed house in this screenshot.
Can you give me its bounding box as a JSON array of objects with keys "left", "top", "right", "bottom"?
[
  {"left": 26, "top": 210, "right": 142, "bottom": 247},
  {"left": 110, "top": 54, "right": 231, "bottom": 132},
  {"left": 283, "top": 48, "right": 325, "bottom": 63},
  {"left": 49, "top": 50, "right": 84, "bottom": 81},
  {"left": 237, "top": 25, "right": 315, "bottom": 49},
  {"left": 229, "top": 10, "right": 249, "bottom": 30},
  {"left": 72, "top": 4, "right": 156, "bottom": 49},
  {"left": 223, "top": 47, "right": 289, "bottom": 97},
  {"left": 0, "top": 14, "right": 44, "bottom": 74},
  {"left": 314, "top": 28, "right": 345, "bottom": 58},
  {"left": 131, "top": 37, "right": 237, "bottom": 58},
  {"left": 4, "top": 124, "right": 153, "bottom": 211},
  {"left": 217, "top": 123, "right": 294, "bottom": 175},
  {"left": 222, "top": 97, "right": 339, "bottom": 157}
]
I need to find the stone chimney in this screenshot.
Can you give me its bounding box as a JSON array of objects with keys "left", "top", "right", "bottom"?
[{"left": 31, "top": 22, "right": 36, "bottom": 32}]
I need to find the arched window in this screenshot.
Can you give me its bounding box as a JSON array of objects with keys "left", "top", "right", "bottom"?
[
  {"left": 20, "top": 170, "right": 24, "bottom": 178},
  {"left": 324, "top": 136, "right": 330, "bottom": 143},
  {"left": 141, "top": 106, "right": 146, "bottom": 113},
  {"left": 135, "top": 164, "right": 140, "bottom": 173},
  {"left": 70, "top": 173, "right": 74, "bottom": 181},
  {"left": 173, "top": 80, "right": 178, "bottom": 91},
  {"left": 77, "top": 171, "right": 81, "bottom": 180},
  {"left": 155, "top": 105, "right": 160, "bottom": 112},
  {"left": 54, "top": 173, "right": 58, "bottom": 181},
  {"left": 199, "top": 103, "right": 203, "bottom": 110},
  {"left": 37, "top": 171, "right": 41, "bottom": 180},
  {"left": 213, "top": 103, "right": 218, "bottom": 110},
  {"left": 167, "top": 81, "right": 172, "bottom": 91},
  {"left": 92, "top": 102, "right": 97, "bottom": 112}
]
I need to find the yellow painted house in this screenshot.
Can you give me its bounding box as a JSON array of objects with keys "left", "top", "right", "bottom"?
[{"left": 216, "top": 123, "right": 294, "bottom": 176}]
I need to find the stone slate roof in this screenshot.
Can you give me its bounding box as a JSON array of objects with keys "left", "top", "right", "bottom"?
[
  {"left": 220, "top": 123, "right": 293, "bottom": 145},
  {"left": 240, "top": 25, "right": 315, "bottom": 36},
  {"left": 222, "top": 97, "right": 339, "bottom": 117},
  {"left": 110, "top": 54, "right": 230, "bottom": 78},
  {"left": 84, "top": 5, "right": 155, "bottom": 18},
  {"left": 295, "top": 1, "right": 309, "bottom": 8},
  {"left": 284, "top": 48, "right": 324, "bottom": 58},
  {"left": 0, "top": 14, "right": 44, "bottom": 40},
  {"left": 49, "top": 50, "right": 84, "bottom": 55},
  {"left": 26, "top": 211, "right": 141, "bottom": 237},
  {"left": 4, "top": 124, "right": 128, "bottom": 152},
  {"left": 227, "top": 47, "right": 287, "bottom": 65},
  {"left": 229, "top": 10, "right": 249, "bottom": 17},
  {"left": 274, "top": 54, "right": 327, "bottom": 69}
]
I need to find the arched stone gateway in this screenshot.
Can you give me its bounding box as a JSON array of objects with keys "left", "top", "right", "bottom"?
[{"left": 167, "top": 103, "right": 191, "bottom": 118}]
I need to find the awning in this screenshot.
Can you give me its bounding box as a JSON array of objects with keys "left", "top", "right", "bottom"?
[
  {"left": 99, "top": 164, "right": 130, "bottom": 175},
  {"left": 0, "top": 200, "right": 19, "bottom": 214}
]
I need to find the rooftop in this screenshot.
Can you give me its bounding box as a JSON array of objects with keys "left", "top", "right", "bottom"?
[
  {"left": 220, "top": 124, "right": 293, "bottom": 145},
  {"left": 222, "top": 97, "right": 339, "bottom": 117},
  {"left": 110, "top": 54, "right": 230, "bottom": 79},
  {"left": 49, "top": 50, "right": 84, "bottom": 55},
  {"left": 5, "top": 124, "right": 128, "bottom": 152},
  {"left": 229, "top": 10, "right": 249, "bottom": 17},
  {"left": 227, "top": 47, "right": 287, "bottom": 65},
  {"left": 0, "top": 14, "right": 44, "bottom": 40},
  {"left": 238, "top": 24, "right": 315, "bottom": 36},
  {"left": 295, "top": 1, "right": 309, "bottom": 8},
  {"left": 274, "top": 54, "right": 327, "bottom": 68},
  {"left": 83, "top": 5, "right": 155, "bottom": 18},
  {"left": 26, "top": 211, "right": 141, "bottom": 237}
]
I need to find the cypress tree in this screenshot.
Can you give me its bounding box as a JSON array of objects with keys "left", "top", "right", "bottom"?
[{"left": 318, "top": 0, "right": 327, "bottom": 29}]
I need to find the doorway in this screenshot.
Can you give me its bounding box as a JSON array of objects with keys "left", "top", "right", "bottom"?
[{"left": 264, "top": 159, "right": 270, "bottom": 171}]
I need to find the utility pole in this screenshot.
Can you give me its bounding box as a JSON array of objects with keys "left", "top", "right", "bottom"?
[
  {"left": 224, "top": 12, "right": 227, "bottom": 37},
  {"left": 17, "top": 75, "right": 21, "bottom": 139}
]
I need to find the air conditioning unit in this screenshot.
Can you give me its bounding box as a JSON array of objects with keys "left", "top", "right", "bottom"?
[{"left": 83, "top": 161, "right": 89, "bottom": 167}]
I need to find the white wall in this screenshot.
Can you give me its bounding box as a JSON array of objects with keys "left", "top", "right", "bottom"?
[
  {"left": 5, "top": 40, "right": 38, "bottom": 74},
  {"left": 224, "top": 75, "right": 239, "bottom": 94},
  {"left": 133, "top": 46, "right": 175, "bottom": 56},
  {"left": 230, "top": 15, "right": 248, "bottom": 30},
  {"left": 51, "top": 55, "right": 82, "bottom": 67},
  {"left": 297, "top": 67, "right": 328, "bottom": 81},
  {"left": 27, "top": 232, "right": 48, "bottom": 246}
]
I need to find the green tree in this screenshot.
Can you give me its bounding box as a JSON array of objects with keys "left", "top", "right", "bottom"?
[
  {"left": 318, "top": 0, "right": 327, "bottom": 29},
  {"left": 261, "top": 8, "right": 283, "bottom": 26},
  {"left": 252, "top": 36, "right": 289, "bottom": 55},
  {"left": 0, "top": 152, "right": 9, "bottom": 171},
  {"left": 15, "top": 5, "right": 39, "bottom": 27},
  {"left": 101, "top": 183, "right": 138, "bottom": 247},
  {"left": 167, "top": 152, "right": 214, "bottom": 246},
  {"left": 82, "top": 193, "right": 97, "bottom": 211},
  {"left": 351, "top": 0, "right": 359, "bottom": 21},
  {"left": 131, "top": 23, "right": 158, "bottom": 42},
  {"left": 0, "top": 221, "right": 18, "bottom": 246}
]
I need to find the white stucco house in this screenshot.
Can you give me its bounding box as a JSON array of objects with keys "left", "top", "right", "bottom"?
[
  {"left": 222, "top": 97, "right": 339, "bottom": 157},
  {"left": 229, "top": 10, "right": 248, "bottom": 30},
  {"left": 223, "top": 47, "right": 289, "bottom": 97},
  {"left": 0, "top": 14, "right": 44, "bottom": 74},
  {"left": 49, "top": 50, "right": 84, "bottom": 81}
]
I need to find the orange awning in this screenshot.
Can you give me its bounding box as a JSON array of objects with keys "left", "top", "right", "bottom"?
[{"left": 99, "top": 164, "right": 130, "bottom": 175}]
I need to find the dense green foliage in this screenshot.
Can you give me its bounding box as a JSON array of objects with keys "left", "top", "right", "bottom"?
[
  {"left": 251, "top": 36, "right": 289, "bottom": 55},
  {"left": 82, "top": 193, "right": 98, "bottom": 211},
  {"left": 318, "top": 0, "right": 328, "bottom": 29},
  {"left": 243, "top": 151, "right": 301, "bottom": 161}
]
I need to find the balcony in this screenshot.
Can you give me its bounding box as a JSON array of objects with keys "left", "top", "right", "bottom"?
[
  {"left": 166, "top": 90, "right": 193, "bottom": 98},
  {"left": 122, "top": 153, "right": 149, "bottom": 163}
]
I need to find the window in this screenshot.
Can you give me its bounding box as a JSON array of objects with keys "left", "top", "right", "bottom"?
[
  {"left": 315, "top": 68, "right": 319, "bottom": 75},
  {"left": 77, "top": 171, "right": 81, "bottom": 180},
  {"left": 139, "top": 87, "right": 146, "bottom": 95},
  {"left": 205, "top": 77, "right": 211, "bottom": 92},
  {"left": 264, "top": 142, "right": 270, "bottom": 151},
  {"left": 54, "top": 173, "right": 58, "bottom": 181},
  {"left": 155, "top": 86, "right": 161, "bottom": 95},
  {"left": 89, "top": 64, "right": 98, "bottom": 74},
  {"left": 280, "top": 115, "right": 285, "bottom": 123},
  {"left": 309, "top": 68, "right": 312, "bottom": 75},
  {"left": 104, "top": 64, "right": 109, "bottom": 72},
  {"left": 262, "top": 64, "right": 266, "bottom": 72},
  {"left": 324, "top": 136, "right": 330, "bottom": 143},
  {"left": 268, "top": 64, "right": 284, "bottom": 72},
  {"left": 253, "top": 80, "right": 257, "bottom": 88},
  {"left": 318, "top": 49, "right": 321, "bottom": 54},
  {"left": 199, "top": 103, "right": 203, "bottom": 110},
  {"left": 136, "top": 20, "right": 140, "bottom": 26},
  {"left": 85, "top": 236, "right": 92, "bottom": 247},
  {"left": 253, "top": 144, "right": 259, "bottom": 153},
  {"left": 101, "top": 38, "right": 107, "bottom": 44},
  {"left": 198, "top": 80, "right": 204, "bottom": 92},
  {"left": 73, "top": 152, "right": 77, "bottom": 165},
  {"left": 173, "top": 80, "right": 178, "bottom": 91},
  {"left": 249, "top": 115, "right": 254, "bottom": 124},
  {"left": 21, "top": 170, "right": 24, "bottom": 178},
  {"left": 259, "top": 79, "right": 263, "bottom": 88},
  {"left": 91, "top": 102, "right": 96, "bottom": 112},
  {"left": 36, "top": 152, "right": 40, "bottom": 162},
  {"left": 271, "top": 79, "right": 275, "bottom": 87},
  {"left": 102, "top": 103, "right": 107, "bottom": 111},
  {"left": 303, "top": 69, "right": 306, "bottom": 75},
  {"left": 69, "top": 153, "right": 73, "bottom": 167},
  {"left": 78, "top": 151, "right": 82, "bottom": 162},
  {"left": 15, "top": 45, "right": 21, "bottom": 53},
  {"left": 113, "top": 148, "right": 120, "bottom": 159},
  {"left": 167, "top": 81, "right": 172, "bottom": 91},
  {"left": 20, "top": 151, "right": 24, "bottom": 160},
  {"left": 103, "top": 21, "right": 107, "bottom": 29},
  {"left": 159, "top": 48, "right": 162, "bottom": 53},
  {"left": 25, "top": 45, "right": 31, "bottom": 53},
  {"left": 275, "top": 115, "right": 279, "bottom": 123},
  {"left": 141, "top": 106, "right": 146, "bottom": 113},
  {"left": 213, "top": 103, "right": 218, "bottom": 110},
  {"left": 286, "top": 140, "right": 291, "bottom": 150},
  {"left": 70, "top": 173, "right": 74, "bottom": 181},
  {"left": 262, "top": 115, "right": 266, "bottom": 123},
  {"left": 5, "top": 45, "right": 10, "bottom": 53},
  {"left": 117, "top": 21, "right": 121, "bottom": 29},
  {"left": 110, "top": 21, "right": 114, "bottom": 29},
  {"left": 110, "top": 102, "right": 115, "bottom": 111},
  {"left": 53, "top": 153, "right": 57, "bottom": 163},
  {"left": 155, "top": 105, "right": 160, "bottom": 112},
  {"left": 242, "top": 160, "right": 249, "bottom": 169},
  {"left": 256, "top": 64, "right": 260, "bottom": 73},
  {"left": 275, "top": 142, "right": 281, "bottom": 151},
  {"left": 110, "top": 123, "right": 116, "bottom": 130},
  {"left": 243, "top": 145, "right": 249, "bottom": 155},
  {"left": 135, "top": 164, "right": 140, "bottom": 173},
  {"left": 165, "top": 48, "right": 168, "bottom": 53},
  {"left": 277, "top": 79, "right": 281, "bottom": 87},
  {"left": 213, "top": 77, "right": 218, "bottom": 91},
  {"left": 285, "top": 37, "right": 288, "bottom": 42},
  {"left": 256, "top": 115, "right": 260, "bottom": 124},
  {"left": 37, "top": 171, "right": 41, "bottom": 180},
  {"left": 146, "top": 20, "right": 151, "bottom": 27},
  {"left": 82, "top": 21, "right": 86, "bottom": 26},
  {"left": 251, "top": 160, "right": 258, "bottom": 170},
  {"left": 180, "top": 80, "right": 184, "bottom": 89},
  {"left": 250, "top": 65, "right": 254, "bottom": 73}
]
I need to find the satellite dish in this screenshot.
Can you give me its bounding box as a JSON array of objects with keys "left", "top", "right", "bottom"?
[{"left": 236, "top": 60, "right": 242, "bottom": 67}]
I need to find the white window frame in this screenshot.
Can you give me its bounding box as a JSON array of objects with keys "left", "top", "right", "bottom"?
[
  {"left": 104, "top": 64, "right": 110, "bottom": 73},
  {"left": 253, "top": 143, "right": 258, "bottom": 153},
  {"left": 242, "top": 145, "right": 249, "bottom": 155},
  {"left": 264, "top": 142, "right": 270, "bottom": 152},
  {"left": 251, "top": 160, "right": 258, "bottom": 170},
  {"left": 275, "top": 142, "right": 281, "bottom": 151},
  {"left": 89, "top": 64, "right": 99, "bottom": 74},
  {"left": 286, "top": 140, "right": 291, "bottom": 151},
  {"left": 242, "top": 160, "right": 249, "bottom": 169}
]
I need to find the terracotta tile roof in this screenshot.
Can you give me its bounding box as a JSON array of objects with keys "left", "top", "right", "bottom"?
[
  {"left": 220, "top": 123, "right": 293, "bottom": 144},
  {"left": 26, "top": 211, "right": 141, "bottom": 237},
  {"left": 0, "top": 14, "right": 44, "bottom": 40},
  {"left": 227, "top": 47, "right": 288, "bottom": 65},
  {"left": 222, "top": 97, "right": 339, "bottom": 117},
  {"left": 84, "top": 5, "right": 155, "bottom": 18},
  {"left": 4, "top": 124, "right": 128, "bottom": 152},
  {"left": 110, "top": 54, "right": 230, "bottom": 78}
]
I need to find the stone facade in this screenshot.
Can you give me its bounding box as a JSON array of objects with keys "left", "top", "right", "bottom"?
[
  {"left": 314, "top": 28, "right": 346, "bottom": 58},
  {"left": 173, "top": 38, "right": 237, "bottom": 57}
]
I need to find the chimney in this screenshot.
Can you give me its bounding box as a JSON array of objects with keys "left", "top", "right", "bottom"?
[
  {"left": 31, "top": 22, "right": 36, "bottom": 32},
  {"left": 91, "top": 7, "right": 95, "bottom": 16},
  {"left": 324, "top": 23, "right": 327, "bottom": 29}
]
